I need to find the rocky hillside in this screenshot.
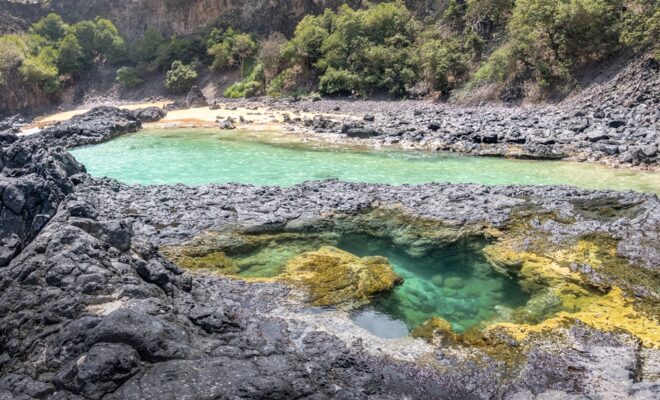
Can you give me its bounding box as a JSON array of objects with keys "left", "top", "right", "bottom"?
[{"left": 0, "top": 0, "right": 445, "bottom": 39}]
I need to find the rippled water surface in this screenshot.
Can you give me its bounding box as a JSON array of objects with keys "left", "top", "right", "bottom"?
[{"left": 70, "top": 128, "right": 660, "bottom": 193}]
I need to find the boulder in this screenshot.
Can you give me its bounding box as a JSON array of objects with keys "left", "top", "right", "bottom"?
[
  {"left": 132, "top": 107, "right": 167, "bottom": 123},
  {"left": 586, "top": 130, "right": 609, "bottom": 142},
  {"left": 185, "top": 86, "right": 208, "bottom": 108},
  {"left": 280, "top": 246, "right": 403, "bottom": 309}
]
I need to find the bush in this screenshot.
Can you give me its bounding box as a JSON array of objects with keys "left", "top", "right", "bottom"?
[
  {"left": 56, "top": 34, "right": 86, "bottom": 75},
  {"left": 19, "top": 46, "right": 60, "bottom": 92},
  {"left": 319, "top": 67, "right": 359, "bottom": 94},
  {"left": 224, "top": 63, "right": 265, "bottom": 98},
  {"left": 267, "top": 65, "right": 312, "bottom": 97},
  {"left": 116, "top": 66, "right": 143, "bottom": 88},
  {"left": 30, "top": 13, "right": 68, "bottom": 42},
  {"left": 164, "top": 60, "right": 197, "bottom": 92},
  {"left": 0, "top": 35, "right": 28, "bottom": 85}
]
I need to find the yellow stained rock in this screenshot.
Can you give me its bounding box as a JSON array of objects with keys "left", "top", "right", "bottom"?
[
  {"left": 487, "top": 287, "right": 660, "bottom": 348},
  {"left": 279, "top": 246, "right": 403, "bottom": 309},
  {"left": 411, "top": 317, "right": 456, "bottom": 345},
  {"left": 483, "top": 228, "right": 660, "bottom": 349},
  {"left": 161, "top": 246, "right": 240, "bottom": 275}
]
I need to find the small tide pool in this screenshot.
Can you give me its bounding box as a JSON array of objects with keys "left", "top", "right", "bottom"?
[
  {"left": 337, "top": 234, "right": 529, "bottom": 337},
  {"left": 69, "top": 128, "right": 660, "bottom": 194},
  {"left": 169, "top": 229, "right": 531, "bottom": 339}
]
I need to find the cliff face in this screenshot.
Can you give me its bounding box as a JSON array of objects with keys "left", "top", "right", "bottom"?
[
  {"left": 0, "top": 68, "right": 54, "bottom": 116},
  {"left": 0, "top": 0, "right": 446, "bottom": 39}
]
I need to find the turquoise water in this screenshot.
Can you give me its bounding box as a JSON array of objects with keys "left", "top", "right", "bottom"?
[
  {"left": 69, "top": 128, "right": 660, "bottom": 193},
  {"left": 337, "top": 235, "right": 528, "bottom": 337},
  {"left": 220, "top": 231, "right": 528, "bottom": 338}
]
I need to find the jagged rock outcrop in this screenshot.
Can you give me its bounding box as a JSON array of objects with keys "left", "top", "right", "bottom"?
[
  {"left": 0, "top": 100, "right": 659, "bottom": 399},
  {"left": 37, "top": 106, "right": 157, "bottom": 148}
]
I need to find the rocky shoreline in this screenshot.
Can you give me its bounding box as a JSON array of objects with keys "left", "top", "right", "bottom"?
[{"left": 1, "top": 106, "right": 659, "bottom": 399}]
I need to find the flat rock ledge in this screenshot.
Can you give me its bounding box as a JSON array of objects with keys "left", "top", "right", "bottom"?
[{"left": 0, "top": 109, "right": 659, "bottom": 399}]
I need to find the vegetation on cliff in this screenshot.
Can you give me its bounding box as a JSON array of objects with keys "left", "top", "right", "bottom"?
[
  {"left": 1, "top": 1, "right": 658, "bottom": 108},
  {"left": 0, "top": 13, "right": 124, "bottom": 93}
]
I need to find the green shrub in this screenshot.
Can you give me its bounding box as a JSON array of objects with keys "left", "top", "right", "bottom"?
[
  {"left": 224, "top": 63, "right": 265, "bottom": 98},
  {"left": 30, "top": 13, "right": 68, "bottom": 42},
  {"left": 164, "top": 60, "right": 197, "bottom": 92},
  {"left": 116, "top": 66, "right": 143, "bottom": 88},
  {"left": 19, "top": 46, "right": 60, "bottom": 92},
  {"left": 56, "top": 34, "right": 86, "bottom": 75},
  {"left": 319, "top": 67, "right": 359, "bottom": 94},
  {"left": 0, "top": 35, "right": 29, "bottom": 85}
]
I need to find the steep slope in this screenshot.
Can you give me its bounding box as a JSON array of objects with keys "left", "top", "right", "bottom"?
[{"left": 0, "top": 0, "right": 446, "bottom": 39}]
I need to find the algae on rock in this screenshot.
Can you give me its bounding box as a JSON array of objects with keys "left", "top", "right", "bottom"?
[{"left": 279, "top": 246, "right": 403, "bottom": 309}]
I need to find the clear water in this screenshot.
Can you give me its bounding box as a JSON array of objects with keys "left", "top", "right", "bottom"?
[
  {"left": 337, "top": 235, "right": 529, "bottom": 337},
  {"left": 69, "top": 128, "right": 660, "bottom": 193},
  {"left": 223, "top": 232, "right": 529, "bottom": 338}
]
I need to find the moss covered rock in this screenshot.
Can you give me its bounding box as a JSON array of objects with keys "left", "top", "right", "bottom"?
[
  {"left": 280, "top": 246, "right": 403, "bottom": 309},
  {"left": 411, "top": 317, "right": 456, "bottom": 345},
  {"left": 160, "top": 245, "right": 239, "bottom": 274}
]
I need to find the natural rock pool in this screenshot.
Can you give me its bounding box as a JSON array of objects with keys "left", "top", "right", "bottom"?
[
  {"left": 69, "top": 128, "right": 660, "bottom": 193},
  {"left": 161, "top": 212, "right": 532, "bottom": 340}
]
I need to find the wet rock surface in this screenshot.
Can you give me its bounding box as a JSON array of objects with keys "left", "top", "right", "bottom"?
[{"left": 0, "top": 110, "right": 659, "bottom": 399}]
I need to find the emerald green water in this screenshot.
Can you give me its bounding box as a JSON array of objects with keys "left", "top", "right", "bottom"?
[
  {"left": 222, "top": 232, "right": 528, "bottom": 338},
  {"left": 338, "top": 235, "right": 528, "bottom": 337},
  {"left": 69, "top": 128, "right": 660, "bottom": 193}
]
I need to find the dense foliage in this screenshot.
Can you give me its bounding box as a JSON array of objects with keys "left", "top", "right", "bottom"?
[
  {"left": 1, "top": 1, "right": 658, "bottom": 105},
  {"left": 0, "top": 13, "right": 125, "bottom": 94},
  {"left": 164, "top": 60, "right": 198, "bottom": 92}
]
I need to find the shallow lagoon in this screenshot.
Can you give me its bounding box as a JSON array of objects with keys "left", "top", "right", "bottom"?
[{"left": 70, "top": 128, "right": 660, "bottom": 193}]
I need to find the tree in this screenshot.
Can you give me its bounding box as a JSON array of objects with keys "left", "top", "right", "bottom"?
[
  {"left": 30, "top": 13, "right": 68, "bottom": 42},
  {"left": 72, "top": 20, "right": 97, "bottom": 58},
  {"left": 56, "top": 34, "right": 86, "bottom": 75},
  {"left": 0, "top": 35, "right": 28, "bottom": 85},
  {"left": 284, "top": 14, "right": 330, "bottom": 67},
  {"left": 231, "top": 33, "right": 256, "bottom": 77},
  {"left": 258, "top": 32, "right": 287, "bottom": 82},
  {"left": 130, "top": 27, "right": 165, "bottom": 68},
  {"left": 507, "top": 0, "right": 622, "bottom": 86},
  {"left": 208, "top": 41, "right": 232, "bottom": 70},
  {"left": 92, "top": 17, "right": 127, "bottom": 63},
  {"left": 164, "top": 60, "right": 197, "bottom": 92},
  {"left": 116, "top": 66, "right": 143, "bottom": 88}
]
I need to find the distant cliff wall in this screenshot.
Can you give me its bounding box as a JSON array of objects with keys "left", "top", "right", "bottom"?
[{"left": 0, "top": 0, "right": 446, "bottom": 39}]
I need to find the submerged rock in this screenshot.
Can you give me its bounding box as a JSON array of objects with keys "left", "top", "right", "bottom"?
[{"left": 280, "top": 246, "right": 403, "bottom": 309}]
